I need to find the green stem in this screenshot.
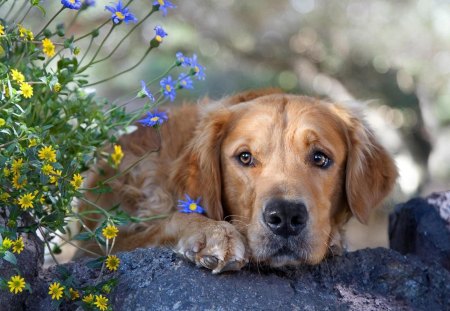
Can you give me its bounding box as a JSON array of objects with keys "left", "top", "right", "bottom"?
[
  {"left": 79, "top": 35, "right": 95, "bottom": 66},
  {"left": 18, "top": 5, "right": 33, "bottom": 25},
  {"left": 36, "top": 7, "right": 65, "bottom": 38},
  {"left": 67, "top": 10, "right": 81, "bottom": 30},
  {"left": 77, "top": 24, "right": 116, "bottom": 73},
  {"left": 38, "top": 226, "right": 60, "bottom": 265},
  {"left": 85, "top": 46, "right": 153, "bottom": 87},
  {"left": 4, "top": 0, "right": 16, "bottom": 20},
  {"left": 9, "top": 0, "right": 28, "bottom": 23},
  {"left": 92, "top": 9, "right": 155, "bottom": 65},
  {"left": 46, "top": 227, "right": 102, "bottom": 257}
]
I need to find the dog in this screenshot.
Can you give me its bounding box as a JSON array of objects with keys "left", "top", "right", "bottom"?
[{"left": 80, "top": 89, "right": 398, "bottom": 273}]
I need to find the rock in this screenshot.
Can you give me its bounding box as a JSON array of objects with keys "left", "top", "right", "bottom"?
[
  {"left": 389, "top": 191, "right": 450, "bottom": 271},
  {"left": 25, "top": 247, "right": 450, "bottom": 310}
]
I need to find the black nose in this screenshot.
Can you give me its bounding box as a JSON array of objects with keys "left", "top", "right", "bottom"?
[{"left": 263, "top": 199, "right": 308, "bottom": 237}]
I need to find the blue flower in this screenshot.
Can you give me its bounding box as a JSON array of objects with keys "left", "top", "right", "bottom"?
[
  {"left": 105, "top": 0, "right": 138, "bottom": 24},
  {"left": 61, "top": 0, "right": 82, "bottom": 10},
  {"left": 82, "top": 0, "right": 95, "bottom": 7},
  {"left": 176, "top": 52, "right": 190, "bottom": 67},
  {"left": 154, "top": 26, "right": 168, "bottom": 43},
  {"left": 178, "top": 195, "right": 205, "bottom": 214},
  {"left": 139, "top": 81, "right": 155, "bottom": 102},
  {"left": 153, "top": 0, "right": 176, "bottom": 16},
  {"left": 177, "top": 73, "right": 194, "bottom": 90},
  {"left": 138, "top": 110, "right": 168, "bottom": 127},
  {"left": 160, "top": 75, "right": 176, "bottom": 101},
  {"left": 188, "top": 54, "right": 206, "bottom": 80}
]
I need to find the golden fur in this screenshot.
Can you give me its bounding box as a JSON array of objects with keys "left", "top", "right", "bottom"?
[{"left": 80, "top": 89, "right": 398, "bottom": 273}]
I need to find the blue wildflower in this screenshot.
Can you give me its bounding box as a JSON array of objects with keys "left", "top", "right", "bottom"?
[
  {"left": 177, "top": 195, "right": 205, "bottom": 214},
  {"left": 61, "top": 0, "right": 82, "bottom": 10},
  {"left": 188, "top": 54, "right": 206, "bottom": 80},
  {"left": 105, "top": 0, "right": 138, "bottom": 24},
  {"left": 160, "top": 75, "right": 176, "bottom": 101},
  {"left": 154, "top": 26, "right": 168, "bottom": 43},
  {"left": 82, "top": 0, "right": 95, "bottom": 7},
  {"left": 176, "top": 52, "right": 191, "bottom": 67},
  {"left": 153, "top": 0, "right": 176, "bottom": 16},
  {"left": 177, "top": 73, "right": 194, "bottom": 90},
  {"left": 139, "top": 81, "right": 155, "bottom": 102},
  {"left": 138, "top": 110, "right": 168, "bottom": 127}
]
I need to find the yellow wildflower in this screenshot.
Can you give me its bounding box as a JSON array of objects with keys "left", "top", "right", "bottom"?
[
  {"left": 28, "top": 138, "right": 38, "bottom": 147},
  {"left": 48, "top": 282, "right": 64, "bottom": 300},
  {"left": 12, "top": 237, "right": 24, "bottom": 254},
  {"left": 41, "top": 164, "right": 54, "bottom": 175},
  {"left": 0, "top": 24, "right": 5, "bottom": 36},
  {"left": 82, "top": 293, "right": 94, "bottom": 304},
  {"left": 105, "top": 255, "right": 120, "bottom": 271},
  {"left": 94, "top": 295, "right": 108, "bottom": 311},
  {"left": 0, "top": 192, "right": 10, "bottom": 202},
  {"left": 38, "top": 145, "right": 57, "bottom": 163},
  {"left": 53, "top": 83, "right": 61, "bottom": 92},
  {"left": 10, "top": 69, "right": 25, "bottom": 83},
  {"left": 18, "top": 24, "right": 33, "bottom": 40},
  {"left": 20, "top": 82, "right": 33, "bottom": 98},
  {"left": 70, "top": 173, "right": 83, "bottom": 190},
  {"left": 18, "top": 193, "right": 35, "bottom": 210},
  {"left": 3, "top": 167, "right": 10, "bottom": 177},
  {"left": 69, "top": 288, "right": 80, "bottom": 300},
  {"left": 12, "top": 174, "right": 27, "bottom": 189},
  {"left": 11, "top": 158, "right": 24, "bottom": 174},
  {"left": 0, "top": 118, "right": 5, "bottom": 127},
  {"left": 2, "top": 237, "right": 13, "bottom": 249},
  {"left": 42, "top": 38, "right": 55, "bottom": 57},
  {"left": 49, "top": 169, "right": 62, "bottom": 185},
  {"left": 111, "top": 144, "right": 124, "bottom": 167},
  {"left": 102, "top": 224, "right": 119, "bottom": 240},
  {"left": 8, "top": 275, "right": 26, "bottom": 294}
]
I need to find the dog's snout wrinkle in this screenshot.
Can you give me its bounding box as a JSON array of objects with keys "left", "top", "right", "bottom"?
[{"left": 263, "top": 199, "right": 308, "bottom": 238}]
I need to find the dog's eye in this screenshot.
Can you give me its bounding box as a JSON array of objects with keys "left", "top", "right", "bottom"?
[
  {"left": 238, "top": 152, "right": 253, "bottom": 166},
  {"left": 312, "top": 151, "right": 332, "bottom": 169}
]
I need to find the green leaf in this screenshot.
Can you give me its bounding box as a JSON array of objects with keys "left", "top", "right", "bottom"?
[
  {"left": 3, "top": 251, "right": 17, "bottom": 265},
  {"left": 86, "top": 257, "right": 105, "bottom": 269},
  {"left": 72, "top": 232, "right": 93, "bottom": 241}
]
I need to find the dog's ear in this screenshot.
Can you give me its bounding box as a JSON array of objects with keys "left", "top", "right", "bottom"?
[
  {"left": 332, "top": 105, "right": 398, "bottom": 224},
  {"left": 170, "top": 108, "right": 231, "bottom": 221}
]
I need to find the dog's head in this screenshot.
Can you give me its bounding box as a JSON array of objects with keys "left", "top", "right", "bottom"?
[{"left": 172, "top": 90, "right": 397, "bottom": 267}]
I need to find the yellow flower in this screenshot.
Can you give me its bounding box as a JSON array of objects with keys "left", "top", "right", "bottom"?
[
  {"left": 28, "top": 138, "right": 38, "bottom": 147},
  {"left": 41, "top": 164, "right": 54, "bottom": 175},
  {"left": 70, "top": 173, "right": 83, "bottom": 190},
  {"left": 102, "top": 224, "right": 119, "bottom": 240},
  {"left": 111, "top": 144, "right": 124, "bottom": 167},
  {"left": 7, "top": 275, "right": 26, "bottom": 294},
  {"left": 53, "top": 83, "right": 61, "bottom": 92},
  {"left": 42, "top": 38, "right": 55, "bottom": 57},
  {"left": 69, "top": 288, "right": 80, "bottom": 300},
  {"left": 50, "top": 169, "right": 62, "bottom": 185},
  {"left": 38, "top": 145, "right": 57, "bottom": 163},
  {"left": 18, "top": 193, "right": 36, "bottom": 210},
  {"left": 3, "top": 167, "right": 11, "bottom": 177},
  {"left": 12, "top": 237, "right": 24, "bottom": 254},
  {"left": 11, "top": 158, "right": 24, "bottom": 174},
  {"left": 105, "top": 255, "right": 120, "bottom": 271},
  {"left": 48, "top": 282, "right": 64, "bottom": 300},
  {"left": 12, "top": 174, "right": 27, "bottom": 189},
  {"left": 2, "top": 237, "right": 13, "bottom": 249},
  {"left": 0, "top": 192, "right": 10, "bottom": 202},
  {"left": 0, "top": 24, "right": 5, "bottom": 36},
  {"left": 0, "top": 118, "right": 5, "bottom": 127},
  {"left": 82, "top": 293, "right": 94, "bottom": 304},
  {"left": 18, "top": 24, "right": 33, "bottom": 40},
  {"left": 39, "top": 195, "right": 45, "bottom": 204},
  {"left": 94, "top": 295, "right": 108, "bottom": 311},
  {"left": 10, "top": 69, "right": 25, "bottom": 83},
  {"left": 20, "top": 82, "right": 33, "bottom": 98}
]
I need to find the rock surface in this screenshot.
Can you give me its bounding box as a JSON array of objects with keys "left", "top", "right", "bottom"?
[
  {"left": 25, "top": 247, "right": 450, "bottom": 310},
  {"left": 389, "top": 191, "right": 450, "bottom": 271}
]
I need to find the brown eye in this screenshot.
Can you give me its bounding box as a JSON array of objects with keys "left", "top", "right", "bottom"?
[
  {"left": 312, "top": 151, "right": 332, "bottom": 169},
  {"left": 238, "top": 152, "right": 253, "bottom": 166}
]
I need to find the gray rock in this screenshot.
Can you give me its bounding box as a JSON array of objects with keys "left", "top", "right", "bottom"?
[
  {"left": 389, "top": 191, "right": 450, "bottom": 271},
  {"left": 25, "top": 247, "right": 450, "bottom": 311}
]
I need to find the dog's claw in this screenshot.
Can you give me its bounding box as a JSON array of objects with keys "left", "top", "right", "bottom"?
[
  {"left": 199, "top": 255, "right": 219, "bottom": 270},
  {"left": 184, "top": 250, "right": 197, "bottom": 262}
]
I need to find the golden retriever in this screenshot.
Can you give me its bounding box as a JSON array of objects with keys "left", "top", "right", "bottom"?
[{"left": 81, "top": 89, "right": 398, "bottom": 273}]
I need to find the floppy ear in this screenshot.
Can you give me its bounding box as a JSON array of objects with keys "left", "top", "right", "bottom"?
[
  {"left": 333, "top": 105, "right": 398, "bottom": 224},
  {"left": 170, "top": 108, "right": 231, "bottom": 221}
]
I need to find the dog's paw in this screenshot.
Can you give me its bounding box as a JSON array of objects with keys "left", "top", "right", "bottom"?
[{"left": 174, "top": 220, "right": 248, "bottom": 274}]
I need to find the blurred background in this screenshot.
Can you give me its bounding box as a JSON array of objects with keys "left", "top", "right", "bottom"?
[{"left": 20, "top": 0, "right": 450, "bottom": 251}]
